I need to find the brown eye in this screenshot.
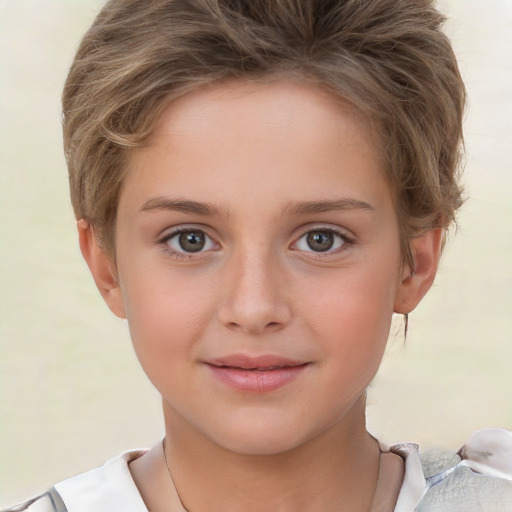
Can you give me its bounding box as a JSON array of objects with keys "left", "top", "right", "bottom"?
[
  {"left": 164, "top": 229, "right": 216, "bottom": 254},
  {"left": 306, "top": 231, "right": 335, "bottom": 252},
  {"left": 293, "top": 228, "right": 348, "bottom": 254},
  {"left": 162, "top": 227, "right": 218, "bottom": 258},
  {"left": 177, "top": 231, "right": 206, "bottom": 252}
]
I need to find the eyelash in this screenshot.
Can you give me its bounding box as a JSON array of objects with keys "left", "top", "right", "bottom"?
[
  {"left": 158, "top": 228, "right": 218, "bottom": 260},
  {"left": 157, "top": 226, "right": 353, "bottom": 259},
  {"left": 292, "top": 227, "right": 353, "bottom": 257}
]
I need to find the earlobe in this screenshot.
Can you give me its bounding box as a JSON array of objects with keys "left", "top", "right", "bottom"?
[
  {"left": 77, "top": 219, "right": 126, "bottom": 319},
  {"left": 394, "top": 228, "right": 443, "bottom": 315}
]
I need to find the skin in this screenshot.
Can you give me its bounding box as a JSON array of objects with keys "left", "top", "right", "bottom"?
[{"left": 79, "top": 79, "right": 442, "bottom": 511}]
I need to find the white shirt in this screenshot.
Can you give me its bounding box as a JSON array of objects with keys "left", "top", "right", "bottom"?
[{"left": 7, "top": 429, "right": 512, "bottom": 512}]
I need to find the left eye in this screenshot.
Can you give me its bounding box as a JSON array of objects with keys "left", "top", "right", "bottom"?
[
  {"left": 165, "top": 229, "right": 216, "bottom": 253},
  {"left": 295, "top": 229, "right": 347, "bottom": 253}
]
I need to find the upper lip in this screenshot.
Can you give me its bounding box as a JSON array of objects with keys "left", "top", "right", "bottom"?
[{"left": 206, "top": 354, "right": 307, "bottom": 370}]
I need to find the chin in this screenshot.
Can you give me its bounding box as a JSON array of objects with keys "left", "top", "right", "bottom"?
[
  {"left": 219, "top": 433, "right": 305, "bottom": 457},
  {"left": 205, "top": 414, "right": 320, "bottom": 457}
]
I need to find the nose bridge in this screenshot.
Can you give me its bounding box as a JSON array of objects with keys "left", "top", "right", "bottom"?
[{"left": 218, "top": 240, "right": 291, "bottom": 333}]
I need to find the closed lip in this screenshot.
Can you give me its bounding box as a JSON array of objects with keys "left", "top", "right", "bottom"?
[
  {"left": 204, "top": 354, "right": 310, "bottom": 393},
  {"left": 205, "top": 354, "right": 308, "bottom": 370}
]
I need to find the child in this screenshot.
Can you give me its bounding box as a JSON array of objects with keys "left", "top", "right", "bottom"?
[{"left": 5, "top": 0, "right": 512, "bottom": 511}]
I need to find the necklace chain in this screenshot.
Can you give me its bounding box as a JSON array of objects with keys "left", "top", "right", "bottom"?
[
  {"left": 162, "top": 439, "right": 190, "bottom": 512},
  {"left": 162, "top": 439, "right": 383, "bottom": 512}
]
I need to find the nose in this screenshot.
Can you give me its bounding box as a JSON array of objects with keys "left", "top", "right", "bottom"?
[{"left": 217, "top": 247, "right": 292, "bottom": 335}]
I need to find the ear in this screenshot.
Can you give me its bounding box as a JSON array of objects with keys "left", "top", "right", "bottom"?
[
  {"left": 77, "top": 219, "right": 126, "bottom": 319},
  {"left": 394, "top": 228, "right": 443, "bottom": 315}
]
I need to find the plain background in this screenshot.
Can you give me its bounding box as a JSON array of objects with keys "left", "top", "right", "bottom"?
[{"left": 1, "top": 0, "right": 511, "bottom": 506}]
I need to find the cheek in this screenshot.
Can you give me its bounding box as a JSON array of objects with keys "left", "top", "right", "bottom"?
[
  {"left": 301, "top": 262, "right": 399, "bottom": 361},
  {"left": 119, "top": 265, "right": 216, "bottom": 376},
  {"left": 309, "top": 279, "right": 396, "bottom": 402}
]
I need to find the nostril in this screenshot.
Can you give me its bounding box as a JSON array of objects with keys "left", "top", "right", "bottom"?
[
  {"left": 223, "top": 320, "right": 284, "bottom": 334},
  {"left": 217, "top": 291, "right": 292, "bottom": 333}
]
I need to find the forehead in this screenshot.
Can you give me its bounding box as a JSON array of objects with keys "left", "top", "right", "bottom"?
[
  {"left": 149, "top": 78, "right": 379, "bottom": 160},
  {"left": 121, "top": 79, "right": 391, "bottom": 218}
]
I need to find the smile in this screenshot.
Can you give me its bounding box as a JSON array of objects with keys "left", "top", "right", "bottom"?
[{"left": 205, "top": 355, "right": 310, "bottom": 393}]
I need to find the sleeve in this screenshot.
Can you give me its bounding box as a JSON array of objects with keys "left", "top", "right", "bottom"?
[
  {"left": 1, "top": 488, "right": 67, "bottom": 512},
  {"left": 416, "top": 428, "right": 512, "bottom": 512}
]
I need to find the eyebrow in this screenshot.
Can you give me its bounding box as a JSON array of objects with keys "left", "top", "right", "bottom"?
[
  {"left": 139, "top": 197, "right": 374, "bottom": 217},
  {"left": 139, "top": 197, "right": 229, "bottom": 217},
  {"left": 283, "top": 198, "right": 375, "bottom": 216}
]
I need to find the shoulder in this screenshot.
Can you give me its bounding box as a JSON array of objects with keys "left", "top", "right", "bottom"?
[
  {"left": 392, "top": 428, "right": 512, "bottom": 512},
  {"left": 418, "top": 428, "right": 512, "bottom": 512},
  {"left": 2, "top": 450, "right": 148, "bottom": 512}
]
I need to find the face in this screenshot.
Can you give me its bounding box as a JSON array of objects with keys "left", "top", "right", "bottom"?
[{"left": 109, "top": 80, "right": 410, "bottom": 455}]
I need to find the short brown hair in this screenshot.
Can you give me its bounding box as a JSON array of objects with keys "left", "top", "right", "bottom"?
[{"left": 63, "top": 0, "right": 465, "bottom": 265}]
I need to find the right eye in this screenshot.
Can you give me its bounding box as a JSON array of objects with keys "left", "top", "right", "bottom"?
[{"left": 163, "top": 229, "right": 216, "bottom": 254}]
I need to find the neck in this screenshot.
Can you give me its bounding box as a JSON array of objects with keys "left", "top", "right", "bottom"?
[{"left": 163, "top": 396, "right": 381, "bottom": 512}]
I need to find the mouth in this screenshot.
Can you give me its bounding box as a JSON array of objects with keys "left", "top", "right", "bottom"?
[{"left": 204, "top": 355, "right": 310, "bottom": 393}]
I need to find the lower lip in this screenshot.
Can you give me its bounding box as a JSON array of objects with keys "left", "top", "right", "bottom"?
[{"left": 206, "top": 364, "right": 309, "bottom": 393}]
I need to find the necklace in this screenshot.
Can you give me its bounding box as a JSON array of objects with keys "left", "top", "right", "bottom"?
[
  {"left": 162, "top": 439, "right": 190, "bottom": 512},
  {"left": 162, "top": 439, "right": 385, "bottom": 512}
]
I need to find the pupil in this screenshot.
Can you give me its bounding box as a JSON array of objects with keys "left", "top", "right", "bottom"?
[
  {"left": 179, "top": 231, "right": 205, "bottom": 252},
  {"left": 307, "top": 231, "right": 333, "bottom": 252}
]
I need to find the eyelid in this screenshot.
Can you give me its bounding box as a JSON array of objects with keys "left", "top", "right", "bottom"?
[
  {"left": 290, "top": 224, "right": 354, "bottom": 255},
  {"left": 157, "top": 225, "right": 220, "bottom": 257},
  {"left": 157, "top": 223, "right": 216, "bottom": 241}
]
